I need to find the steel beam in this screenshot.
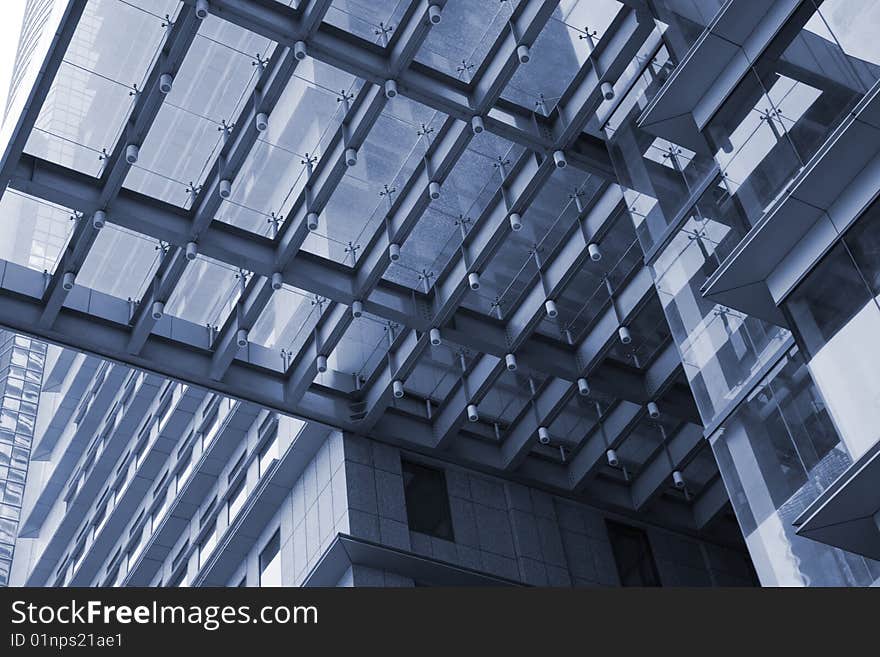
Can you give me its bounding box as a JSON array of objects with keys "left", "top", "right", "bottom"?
[
  {"left": 692, "top": 474, "right": 729, "bottom": 529},
  {"left": 630, "top": 422, "right": 703, "bottom": 510}
]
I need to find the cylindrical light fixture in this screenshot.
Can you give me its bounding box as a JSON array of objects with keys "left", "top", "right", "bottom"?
[
  {"left": 466, "top": 404, "right": 479, "bottom": 422},
  {"left": 352, "top": 300, "right": 363, "bottom": 318},
  {"left": 471, "top": 116, "right": 484, "bottom": 134},
  {"left": 545, "top": 299, "right": 558, "bottom": 318},
  {"left": 429, "top": 328, "right": 441, "bottom": 346},
  {"left": 428, "top": 4, "right": 442, "bottom": 24},
  {"left": 344, "top": 148, "right": 358, "bottom": 167},
  {"left": 606, "top": 448, "right": 619, "bottom": 467},
  {"left": 509, "top": 212, "right": 522, "bottom": 232},
  {"left": 553, "top": 150, "right": 567, "bottom": 168},
  {"left": 271, "top": 272, "right": 283, "bottom": 290},
  {"left": 672, "top": 470, "right": 686, "bottom": 490},
  {"left": 294, "top": 40, "right": 307, "bottom": 60},
  {"left": 647, "top": 401, "right": 660, "bottom": 419},
  {"left": 62, "top": 272, "right": 75, "bottom": 291},
  {"left": 236, "top": 329, "right": 248, "bottom": 348},
  {"left": 428, "top": 181, "right": 441, "bottom": 200},
  {"left": 255, "top": 112, "right": 269, "bottom": 132},
  {"left": 384, "top": 79, "right": 398, "bottom": 99},
  {"left": 92, "top": 210, "right": 106, "bottom": 230},
  {"left": 306, "top": 211, "right": 319, "bottom": 231},
  {"left": 185, "top": 241, "right": 198, "bottom": 261},
  {"left": 392, "top": 380, "right": 404, "bottom": 399},
  {"left": 151, "top": 301, "right": 165, "bottom": 320},
  {"left": 219, "top": 179, "right": 232, "bottom": 198},
  {"left": 516, "top": 44, "right": 531, "bottom": 63},
  {"left": 618, "top": 326, "right": 631, "bottom": 345},
  {"left": 577, "top": 377, "right": 590, "bottom": 397},
  {"left": 538, "top": 426, "right": 550, "bottom": 445},
  {"left": 505, "top": 353, "right": 518, "bottom": 371},
  {"left": 600, "top": 81, "right": 614, "bottom": 100},
  {"left": 389, "top": 243, "right": 401, "bottom": 262},
  {"left": 125, "top": 144, "right": 139, "bottom": 164},
  {"left": 588, "top": 242, "right": 602, "bottom": 261},
  {"left": 195, "top": 0, "right": 209, "bottom": 19},
  {"left": 159, "top": 73, "right": 173, "bottom": 94},
  {"left": 316, "top": 355, "right": 328, "bottom": 373},
  {"left": 468, "top": 272, "right": 480, "bottom": 290}
]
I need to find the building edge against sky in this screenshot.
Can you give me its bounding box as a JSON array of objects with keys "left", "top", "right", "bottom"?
[{"left": 0, "top": 0, "right": 879, "bottom": 587}]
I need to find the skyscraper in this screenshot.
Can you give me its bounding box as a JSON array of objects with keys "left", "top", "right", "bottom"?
[{"left": 0, "top": 0, "right": 877, "bottom": 588}]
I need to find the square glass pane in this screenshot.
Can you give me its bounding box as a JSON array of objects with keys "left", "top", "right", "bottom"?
[
  {"left": 164, "top": 255, "right": 241, "bottom": 326},
  {"left": 0, "top": 188, "right": 75, "bottom": 274},
  {"left": 249, "top": 285, "right": 321, "bottom": 353},
  {"left": 76, "top": 224, "right": 162, "bottom": 301},
  {"left": 123, "top": 16, "right": 273, "bottom": 206},
  {"left": 415, "top": 0, "right": 520, "bottom": 80},
  {"left": 326, "top": 0, "right": 408, "bottom": 45}
]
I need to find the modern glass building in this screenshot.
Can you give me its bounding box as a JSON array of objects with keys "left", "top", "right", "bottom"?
[{"left": 0, "top": 0, "right": 876, "bottom": 587}]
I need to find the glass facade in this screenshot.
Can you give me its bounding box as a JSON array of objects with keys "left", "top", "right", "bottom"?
[
  {"left": 784, "top": 197, "right": 880, "bottom": 461},
  {"left": 0, "top": 333, "right": 46, "bottom": 585},
  {"left": 709, "top": 347, "right": 879, "bottom": 586},
  {"left": 601, "top": 0, "right": 880, "bottom": 583}
]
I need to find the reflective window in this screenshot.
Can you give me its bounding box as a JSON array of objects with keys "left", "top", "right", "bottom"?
[
  {"left": 401, "top": 460, "right": 454, "bottom": 541},
  {"left": 709, "top": 347, "right": 880, "bottom": 586},
  {"left": 258, "top": 529, "right": 281, "bottom": 587},
  {"left": 606, "top": 520, "right": 660, "bottom": 587}
]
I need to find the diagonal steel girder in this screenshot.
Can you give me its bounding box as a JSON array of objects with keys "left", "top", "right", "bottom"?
[{"left": 39, "top": 5, "right": 201, "bottom": 330}]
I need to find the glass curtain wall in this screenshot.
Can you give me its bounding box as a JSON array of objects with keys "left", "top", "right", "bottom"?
[
  {"left": 602, "top": 0, "right": 880, "bottom": 584},
  {"left": 0, "top": 333, "right": 47, "bottom": 586}
]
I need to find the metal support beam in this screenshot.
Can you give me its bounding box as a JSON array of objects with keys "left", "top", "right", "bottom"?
[
  {"left": 630, "top": 422, "right": 703, "bottom": 510},
  {"left": 501, "top": 377, "right": 573, "bottom": 470},
  {"left": 693, "top": 474, "right": 729, "bottom": 529}
]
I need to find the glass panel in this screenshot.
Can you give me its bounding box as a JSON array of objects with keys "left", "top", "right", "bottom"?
[
  {"left": 305, "top": 97, "right": 441, "bottom": 264},
  {"left": 326, "top": 312, "right": 392, "bottom": 380},
  {"left": 23, "top": 0, "right": 178, "bottom": 177},
  {"left": 501, "top": 0, "right": 623, "bottom": 114},
  {"left": 25, "top": 62, "right": 135, "bottom": 177},
  {"left": 248, "top": 285, "right": 322, "bottom": 354},
  {"left": 77, "top": 224, "right": 162, "bottom": 301},
  {"left": 326, "top": 0, "right": 409, "bottom": 45},
  {"left": 415, "top": 0, "right": 520, "bottom": 80},
  {"left": 164, "top": 255, "right": 241, "bottom": 327},
  {"left": 0, "top": 189, "right": 75, "bottom": 273},
  {"left": 386, "top": 133, "right": 519, "bottom": 290},
  {"left": 709, "top": 347, "right": 879, "bottom": 586},
  {"left": 648, "top": 177, "right": 788, "bottom": 420},
  {"left": 123, "top": 16, "right": 273, "bottom": 206},
  {"left": 249, "top": 285, "right": 321, "bottom": 354},
  {"left": 784, "top": 209, "right": 880, "bottom": 461}
]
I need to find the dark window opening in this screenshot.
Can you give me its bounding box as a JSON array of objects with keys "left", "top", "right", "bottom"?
[
  {"left": 606, "top": 521, "right": 661, "bottom": 587},
  {"left": 401, "top": 461, "right": 454, "bottom": 541}
]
